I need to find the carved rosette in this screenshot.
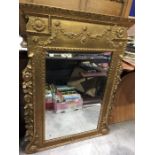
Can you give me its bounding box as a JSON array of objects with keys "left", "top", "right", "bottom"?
[
  {"left": 112, "top": 26, "right": 127, "bottom": 48},
  {"left": 32, "top": 18, "right": 45, "bottom": 32},
  {"left": 112, "top": 25, "right": 125, "bottom": 37},
  {"left": 22, "top": 59, "right": 34, "bottom": 143}
]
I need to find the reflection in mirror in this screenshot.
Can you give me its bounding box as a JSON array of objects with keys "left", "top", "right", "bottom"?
[{"left": 45, "top": 52, "right": 112, "bottom": 140}]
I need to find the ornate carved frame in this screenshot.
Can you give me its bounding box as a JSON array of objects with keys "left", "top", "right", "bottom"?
[{"left": 20, "top": 3, "right": 134, "bottom": 153}]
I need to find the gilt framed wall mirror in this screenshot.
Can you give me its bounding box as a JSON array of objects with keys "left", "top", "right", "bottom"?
[{"left": 20, "top": 3, "right": 134, "bottom": 153}]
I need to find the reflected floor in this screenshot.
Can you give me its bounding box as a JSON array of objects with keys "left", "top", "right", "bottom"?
[{"left": 45, "top": 104, "right": 101, "bottom": 140}]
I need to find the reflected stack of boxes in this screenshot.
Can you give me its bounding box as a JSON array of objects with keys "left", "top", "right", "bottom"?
[{"left": 45, "top": 85, "right": 83, "bottom": 113}]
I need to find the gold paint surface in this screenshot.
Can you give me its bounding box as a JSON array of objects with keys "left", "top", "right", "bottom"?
[{"left": 20, "top": 3, "right": 134, "bottom": 153}]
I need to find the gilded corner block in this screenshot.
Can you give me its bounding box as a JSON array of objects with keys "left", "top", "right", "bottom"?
[
  {"left": 26, "top": 16, "right": 49, "bottom": 33},
  {"left": 32, "top": 18, "right": 46, "bottom": 32}
]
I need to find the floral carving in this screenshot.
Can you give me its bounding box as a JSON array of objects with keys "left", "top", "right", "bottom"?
[
  {"left": 51, "top": 21, "right": 114, "bottom": 45},
  {"left": 31, "top": 21, "right": 126, "bottom": 47},
  {"left": 23, "top": 60, "right": 34, "bottom": 143},
  {"left": 100, "top": 116, "right": 108, "bottom": 134},
  {"left": 107, "top": 57, "right": 123, "bottom": 120},
  {"left": 32, "top": 18, "right": 45, "bottom": 32},
  {"left": 112, "top": 25, "right": 126, "bottom": 38},
  {"left": 32, "top": 36, "right": 39, "bottom": 43},
  {"left": 23, "top": 71, "right": 32, "bottom": 82},
  {"left": 54, "top": 20, "right": 61, "bottom": 27},
  {"left": 116, "top": 28, "right": 125, "bottom": 38},
  {"left": 24, "top": 94, "right": 32, "bottom": 103}
]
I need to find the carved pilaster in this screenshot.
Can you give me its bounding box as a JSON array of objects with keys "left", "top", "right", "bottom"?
[
  {"left": 22, "top": 57, "right": 39, "bottom": 153},
  {"left": 23, "top": 59, "right": 33, "bottom": 143},
  {"left": 106, "top": 55, "right": 123, "bottom": 122}
]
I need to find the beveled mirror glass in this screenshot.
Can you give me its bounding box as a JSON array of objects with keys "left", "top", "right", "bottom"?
[{"left": 45, "top": 51, "right": 112, "bottom": 140}]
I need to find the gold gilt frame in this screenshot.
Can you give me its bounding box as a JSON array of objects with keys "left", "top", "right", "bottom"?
[{"left": 20, "top": 3, "right": 134, "bottom": 154}]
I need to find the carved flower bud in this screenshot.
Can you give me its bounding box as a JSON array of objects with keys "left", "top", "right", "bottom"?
[
  {"left": 107, "top": 26, "right": 111, "bottom": 31},
  {"left": 119, "top": 42, "right": 123, "bottom": 47},
  {"left": 116, "top": 28, "right": 124, "bottom": 38},
  {"left": 81, "top": 36, "right": 87, "bottom": 44},
  {"left": 54, "top": 21, "right": 60, "bottom": 27},
  {"left": 24, "top": 94, "right": 32, "bottom": 103},
  {"left": 82, "top": 26, "right": 87, "bottom": 31},
  {"left": 32, "top": 36, "right": 39, "bottom": 43},
  {"left": 24, "top": 71, "right": 32, "bottom": 82}
]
